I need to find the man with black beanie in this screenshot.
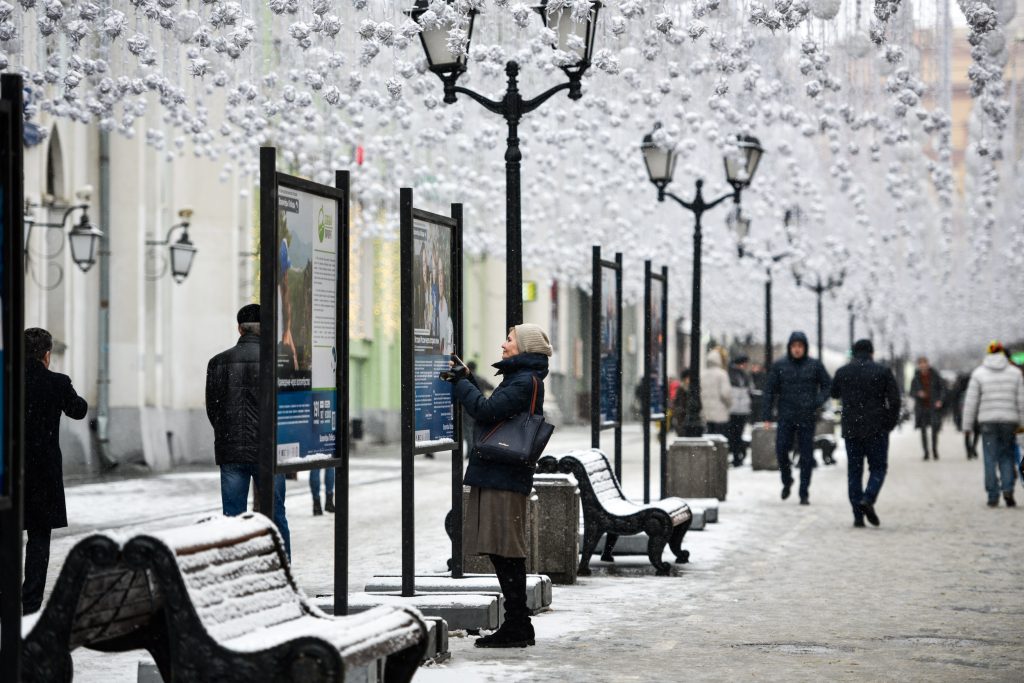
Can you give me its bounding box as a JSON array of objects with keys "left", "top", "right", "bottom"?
[
  {"left": 830, "top": 339, "right": 902, "bottom": 527},
  {"left": 206, "top": 304, "right": 291, "bottom": 558}
]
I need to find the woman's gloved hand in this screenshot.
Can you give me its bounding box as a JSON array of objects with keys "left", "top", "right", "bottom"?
[{"left": 439, "top": 357, "right": 470, "bottom": 383}]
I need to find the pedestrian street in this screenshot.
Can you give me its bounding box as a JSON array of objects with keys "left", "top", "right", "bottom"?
[{"left": 59, "top": 423, "right": 1024, "bottom": 682}]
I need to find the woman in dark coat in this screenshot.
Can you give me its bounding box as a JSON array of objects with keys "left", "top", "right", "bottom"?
[
  {"left": 449, "top": 323, "right": 551, "bottom": 648},
  {"left": 22, "top": 328, "right": 89, "bottom": 614}
]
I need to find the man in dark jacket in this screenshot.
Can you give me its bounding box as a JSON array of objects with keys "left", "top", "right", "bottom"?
[
  {"left": 206, "top": 304, "right": 290, "bottom": 558},
  {"left": 762, "top": 331, "right": 831, "bottom": 504},
  {"left": 829, "top": 339, "right": 901, "bottom": 527},
  {"left": 910, "top": 356, "right": 946, "bottom": 460},
  {"left": 23, "top": 328, "right": 88, "bottom": 614}
]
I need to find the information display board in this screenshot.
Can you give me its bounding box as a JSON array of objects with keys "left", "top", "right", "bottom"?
[
  {"left": 590, "top": 246, "right": 623, "bottom": 480},
  {"left": 0, "top": 73, "right": 25, "bottom": 681},
  {"left": 258, "top": 148, "right": 350, "bottom": 616},
  {"left": 0, "top": 75, "right": 22, "bottom": 512},
  {"left": 412, "top": 217, "right": 456, "bottom": 445},
  {"left": 0, "top": 145, "right": 6, "bottom": 506},
  {"left": 274, "top": 184, "right": 340, "bottom": 468},
  {"left": 400, "top": 188, "right": 464, "bottom": 595},
  {"left": 648, "top": 270, "right": 667, "bottom": 418},
  {"left": 643, "top": 262, "right": 669, "bottom": 503},
  {"left": 599, "top": 265, "right": 620, "bottom": 424}
]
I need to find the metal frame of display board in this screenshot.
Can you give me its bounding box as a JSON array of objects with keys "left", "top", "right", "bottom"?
[
  {"left": 643, "top": 262, "right": 669, "bottom": 503},
  {"left": 591, "top": 246, "right": 624, "bottom": 481},
  {"left": 399, "top": 188, "right": 464, "bottom": 597},
  {"left": 0, "top": 72, "right": 26, "bottom": 681},
  {"left": 258, "top": 147, "right": 350, "bottom": 613}
]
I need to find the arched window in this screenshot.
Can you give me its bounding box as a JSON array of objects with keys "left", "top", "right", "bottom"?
[{"left": 45, "top": 127, "right": 64, "bottom": 201}]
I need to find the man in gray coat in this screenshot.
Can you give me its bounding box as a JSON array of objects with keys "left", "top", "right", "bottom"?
[{"left": 962, "top": 341, "right": 1024, "bottom": 507}]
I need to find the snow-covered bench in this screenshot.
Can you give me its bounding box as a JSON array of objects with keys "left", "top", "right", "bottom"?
[
  {"left": 21, "top": 514, "right": 428, "bottom": 683},
  {"left": 535, "top": 450, "right": 692, "bottom": 576}
]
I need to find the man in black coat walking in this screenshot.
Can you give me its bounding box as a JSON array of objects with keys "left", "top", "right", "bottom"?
[
  {"left": 23, "top": 328, "right": 88, "bottom": 614},
  {"left": 762, "top": 331, "right": 831, "bottom": 505},
  {"left": 830, "top": 339, "right": 901, "bottom": 527},
  {"left": 206, "top": 304, "right": 290, "bottom": 558}
]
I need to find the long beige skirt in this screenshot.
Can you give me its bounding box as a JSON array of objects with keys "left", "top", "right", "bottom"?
[{"left": 463, "top": 486, "right": 529, "bottom": 559}]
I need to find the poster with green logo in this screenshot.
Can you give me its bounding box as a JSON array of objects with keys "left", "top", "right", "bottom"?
[{"left": 275, "top": 185, "right": 338, "bottom": 467}]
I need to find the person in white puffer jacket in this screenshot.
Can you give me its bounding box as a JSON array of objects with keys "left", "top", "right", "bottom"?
[
  {"left": 962, "top": 341, "right": 1024, "bottom": 508},
  {"left": 701, "top": 348, "right": 733, "bottom": 436}
]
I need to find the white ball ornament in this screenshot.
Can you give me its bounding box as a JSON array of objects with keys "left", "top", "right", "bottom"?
[{"left": 809, "top": 0, "right": 841, "bottom": 20}]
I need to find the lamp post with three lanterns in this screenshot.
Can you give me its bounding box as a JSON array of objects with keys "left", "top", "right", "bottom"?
[{"left": 640, "top": 123, "right": 764, "bottom": 437}]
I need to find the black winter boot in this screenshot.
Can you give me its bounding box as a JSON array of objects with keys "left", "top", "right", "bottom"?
[
  {"left": 325, "top": 493, "right": 335, "bottom": 513},
  {"left": 313, "top": 497, "right": 323, "bottom": 516},
  {"left": 476, "top": 557, "right": 534, "bottom": 648}
]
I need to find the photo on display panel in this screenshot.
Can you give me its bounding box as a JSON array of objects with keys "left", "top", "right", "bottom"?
[
  {"left": 599, "top": 265, "right": 619, "bottom": 424},
  {"left": 412, "top": 218, "right": 455, "bottom": 445},
  {"left": 649, "top": 279, "right": 665, "bottom": 416}
]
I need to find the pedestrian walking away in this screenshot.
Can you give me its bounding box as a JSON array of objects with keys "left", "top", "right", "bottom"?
[
  {"left": 449, "top": 323, "right": 553, "bottom": 649},
  {"left": 728, "top": 354, "right": 754, "bottom": 466},
  {"left": 205, "top": 304, "right": 292, "bottom": 558},
  {"left": 910, "top": 356, "right": 946, "bottom": 460},
  {"left": 762, "top": 331, "right": 832, "bottom": 505},
  {"left": 830, "top": 339, "right": 901, "bottom": 527},
  {"left": 950, "top": 373, "right": 980, "bottom": 460},
  {"left": 671, "top": 369, "right": 691, "bottom": 437},
  {"left": 702, "top": 346, "right": 733, "bottom": 437},
  {"left": 21, "top": 328, "right": 89, "bottom": 615},
  {"left": 961, "top": 341, "right": 1024, "bottom": 507}
]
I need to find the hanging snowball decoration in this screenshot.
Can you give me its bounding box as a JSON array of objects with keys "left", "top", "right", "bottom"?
[
  {"left": 844, "top": 32, "right": 872, "bottom": 58},
  {"left": 992, "top": 0, "right": 1016, "bottom": 23},
  {"left": 174, "top": 10, "right": 201, "bottom": 42},
  {"left": 809, "top": 0, "right": 841, "bottom": 20}
]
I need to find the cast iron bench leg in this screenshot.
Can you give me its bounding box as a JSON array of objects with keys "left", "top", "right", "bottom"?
[
  {"left": 600, "top": 533, "right": 619, "bottom": 562},
  {"left": 644, "top": 519, "right": 672, "bottom": 576},
  {"left": 578, "top": 519, "right": 603, "bottom": 576},
  {"left": 669, "top": 519, "right": 691, "bottom": 564}
]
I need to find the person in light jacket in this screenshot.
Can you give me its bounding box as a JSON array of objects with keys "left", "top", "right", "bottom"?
[
  {"left": 448, "top": 323, "right": 552, "bottom": 649},
  {"left": 701, "top": 348, "right": 733, "bottom": 436},
  {"left": 727, "top": 355, "right": 753, "bottom": 466},
  {"left": 962, "top": 341, "right": 1024, "bottom": 507}
]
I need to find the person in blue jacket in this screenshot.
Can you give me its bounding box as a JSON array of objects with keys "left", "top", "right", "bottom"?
[
  {"left": 446, "top": 323, "right": 552, "bottom": 649},
  {"left": 762, "top": 331, "right": 832, "bottom": 505}
]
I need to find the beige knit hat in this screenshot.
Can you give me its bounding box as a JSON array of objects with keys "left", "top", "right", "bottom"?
[{"left": 513, "top": 323, "right": 553, "bottom": 357}]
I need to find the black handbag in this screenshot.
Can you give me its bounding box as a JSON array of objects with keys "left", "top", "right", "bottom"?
[{"left": 475, "top": 376, "right": 555, "bottom": 469}]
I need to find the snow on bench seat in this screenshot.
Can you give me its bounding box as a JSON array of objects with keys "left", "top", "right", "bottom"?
[{"left": 537, "top": 449, "right": 692, "bottom": 576}]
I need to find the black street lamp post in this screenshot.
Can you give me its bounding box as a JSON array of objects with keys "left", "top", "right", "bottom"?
[
  {"left": 848, "top": 302, "right": 855, "bottom": 351},
  {"left": 792, "top": 268, "right": 846, "bottom": 360},
  {"left": 641, "top": 124, "right": 764, "bottom": 437},
  {"left": 411, "top": 0, "right": 602, "bottom": 329},
  {"left": 731, "top": 209, "right": 790, "bottom": 368}
]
